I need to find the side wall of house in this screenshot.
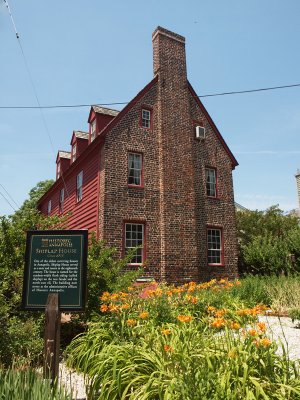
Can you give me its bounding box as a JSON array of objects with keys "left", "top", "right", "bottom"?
[
  {"left": 39, "top": 146, "right": 101, "bottom": 234},
  {"left": 99, "top": 83, "right": 162, "bottom": 280},
  {"left": 189, "top": 94, "right": 238, "bottom": 280}
]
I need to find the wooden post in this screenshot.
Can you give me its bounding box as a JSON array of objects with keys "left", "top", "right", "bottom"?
[{"left": 44, "top": 293, "right": 61, "bottom": 384}]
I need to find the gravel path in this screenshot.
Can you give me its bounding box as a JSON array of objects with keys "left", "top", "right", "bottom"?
[{"left": 59, "top": 316, "right": 300, "bottom": 399}]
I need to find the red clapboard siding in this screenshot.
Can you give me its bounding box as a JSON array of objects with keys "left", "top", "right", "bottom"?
[{"left": 39, "top": 147, "right": 100, "bottom": 235}]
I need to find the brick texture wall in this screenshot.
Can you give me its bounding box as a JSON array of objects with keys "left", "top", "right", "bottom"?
[{"left": 101, "top": 27, "right": 238, "bottom": 283}]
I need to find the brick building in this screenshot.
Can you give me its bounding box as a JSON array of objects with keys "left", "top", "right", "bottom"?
[{"left": 38, "top": 26, "right": 239, "bottom": 283}]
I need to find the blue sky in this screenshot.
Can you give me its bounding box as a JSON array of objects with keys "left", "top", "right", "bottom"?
[{"left": 0, "top": 0, "right": 300, "bottom": 215}]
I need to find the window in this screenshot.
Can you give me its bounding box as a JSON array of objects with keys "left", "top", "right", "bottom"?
[
  {"left": 90, "top": 119, "right": 97, "bottom": 142},
  {"left": 47, "top": 200, "right": 52, "bottom": 216},
  {"left": 141, "top": 108, "right": 151, "bottom": 129},
  {"left": 125, "top": 223, "right": 145, "bottom": 264},
  {"left": 72, "top": 143, "right": 77, "bottom": 163},
  {"left": 207, "top": 228, "right": 223, "bottom": 265},
  {"left": 205, "top": 168, "right": 217, "bottom": 197},
  {"left": 57, "top": 161, "right": 61, "bottom": 180},
  {"left": 77, "top": 171, "right": 83, "bottom": 202},
  {"left": 128, "top": 152, "right": 143, "bottom": 186},
  {"left": 59, "top": 188, "right": 64, "bottom": 213}
]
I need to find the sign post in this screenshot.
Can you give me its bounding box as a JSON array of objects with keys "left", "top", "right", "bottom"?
[{"left": 22, "top": 230, "right": 88, "bottom": 383}]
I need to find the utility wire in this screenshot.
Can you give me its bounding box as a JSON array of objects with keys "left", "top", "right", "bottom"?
[
  {"left": 0, "top": 83, "right": 300, "bottom": 110},
  {"left": 0, "top": 190, "right": 17, "bottom": 212},
  {"left": 3, "top": 0, "right": 70, "bottom": 198},
  {"left": 0, "top": 183, "right": 19, "bottom": 208}
]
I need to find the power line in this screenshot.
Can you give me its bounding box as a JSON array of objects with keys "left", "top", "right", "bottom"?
[
  {"left": 0, "top": 183, "right": 19, "bottom": 209},
  {"left": 3, "top": 0, "right": 70, "bottom": 199},
  {"left": 0, "top": 190, "right": 17, "bottom": 213},
  {"left": 0, "top": 83, "right": 300, "bottom": 110}
]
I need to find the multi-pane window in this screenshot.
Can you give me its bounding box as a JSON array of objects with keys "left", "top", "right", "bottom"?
[
  {"left": 125, "top": 223, "right": 144, "bottom": 264},
  {"left": 72, "top": 143, "right": 77, "bottom": 163},
  {"left": 90, "top": 119, "right": 96, "bottom": 142},
  {"left": 128, "top": 153, "right": 142, "bottom": 186},
  {"left": 205, "top": 168, "right": 217, "bottom": 197},
  {"left": 207, "top": 228, "right": 223, "bottom": 265},
  {"left": 57, "top": 161, "right": 61, "bottom": 180},
  {"left": 141, "top": 108, "right": 151, "bottom": 129},
  {"left": 47, "top": 200, "right": 52, "bottom": 216},
  {"left": 77, "top": 171, "right": 83, "bottom": 202},
  {"left": 59, "top": 188, "right": 64, "bottom": 213}
]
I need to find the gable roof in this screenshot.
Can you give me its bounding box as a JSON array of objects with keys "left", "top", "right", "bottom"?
[
  {"left": 74, "top": 131, "right": 89, "bottom": 140},
  {"left": 88, "top": 105, "right": 120, "bottom": 123},
  {"left": 188, "top": 82, "right": 238, "bottom": 169},
  {"left": 56, "top": 151, "right": 71, "bottom": 163}
]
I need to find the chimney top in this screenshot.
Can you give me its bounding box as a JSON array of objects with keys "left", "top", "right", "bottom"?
[{"left": 152, "top": 26, "right": 185, "bottom": 44}]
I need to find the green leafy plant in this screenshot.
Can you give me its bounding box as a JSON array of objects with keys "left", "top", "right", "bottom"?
[{"left": 0, "top": 366, "right": 71, "bottom": 400}]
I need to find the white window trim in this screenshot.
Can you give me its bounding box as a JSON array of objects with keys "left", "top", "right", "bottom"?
[
  {"left": 90, "top": 119, "right": 97, "bottom": 142},
  {"left": 207, "top": 228, "right": 223, "bottom": 265},
  {"left": 141, "top": 108, "right": 151, "bottom": 129},
  {"left": 125, "top": 222, "right": 144, "bottom": 265},
  {"left": 205, "top": 168, "right": 217, "bottom": 197},
  {"left": 72, "top": 143, "right": 77, "bottom": 163},
  {"left": 47, "top": 200, "right": 52, "bottom": 216},
  {"left": 77, "top": 171, "right": 83, "bottom": 202},
  {"left": 128, "top": 152, "right": 143, "bottom": 186}
]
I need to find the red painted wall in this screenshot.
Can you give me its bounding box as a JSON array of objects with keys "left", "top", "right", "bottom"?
[{"left": 39, "top": 146, "right": 101, "bottom": 235}]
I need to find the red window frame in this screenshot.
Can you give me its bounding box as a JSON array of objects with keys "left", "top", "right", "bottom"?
[
  {"left": 207, "top": 226, "right": 224, "bottom": 266},
  {"left": 140, "top": 106, "right": 153, "bottom": 130},
  {"left": 127, "top": 152, "right": 144, "bottom": 188},
  {"left": 205, "top": 166, "right": 218, "bottom": 198},
  {"left": 123, "top": 220, "right": 146, "bottom": 266}
]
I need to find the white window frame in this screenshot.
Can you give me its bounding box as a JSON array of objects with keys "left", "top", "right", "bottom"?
[
  {"left": 47, "top": 200, "right": 52, "bottom": 216},
  {"left": 57, "top": 161, "right": 61, "bottom": 180},
  {"left": 125, "top": 223, "right": 144, "bottom": 265},
  {"left": 207, "top": 228, "right": 223, "bottom": 265},
  {"left": 72, "top": 143, "right": 77, "bottom": 163},
  {"left": 77, "top": 171, "right": 83, "bottom": 202},
  {"left": 205, "top": 168, "right": 217, "bottom": 197},
  {"left": 141, "top": 108, "right": 151, "bottom": 129},
  {"left": 59, "top": 188, "right": 64, "bottom": 213},
  {"left": 128, "top": 153, "right": 143, "bottom": 186},
  {"left": 90, "top": 119, "right": 97, "bottom": 142}
]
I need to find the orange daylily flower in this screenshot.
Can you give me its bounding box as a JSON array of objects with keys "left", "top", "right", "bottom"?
[
  {"left": 126, "top": 319, "right": 137, "bottom": 326},
  {"left": 139, "top": 311, "right": 149, "bottom": 319},
  {"left": 177, "top": 315, "right": 193, "bottom": 323}
]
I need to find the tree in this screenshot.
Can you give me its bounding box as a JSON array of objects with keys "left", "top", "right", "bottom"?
[{"left": 236, "top": 205, "right": 300, "bottom": 275}]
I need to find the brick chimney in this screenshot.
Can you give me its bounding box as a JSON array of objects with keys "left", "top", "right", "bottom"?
[{"left": 152, "top": 27, "right": 198, "bottom": 282}]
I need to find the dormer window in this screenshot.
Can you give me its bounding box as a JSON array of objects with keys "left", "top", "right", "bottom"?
[
  {"left": 72, "top": 143, "right": 77, "bottom": 163},
  {"left": 47, "top": 200, "right": 52, "bottom": 216},
  {"left": 90, "top": 119, "right": 97, "bottom": 142},
  {"left": 56, "top": 161, "right": 61, "bottom": 180}
]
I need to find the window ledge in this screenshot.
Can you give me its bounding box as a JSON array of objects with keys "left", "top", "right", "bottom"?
[{"left": 128, "top": 185, "right": 144, "bottom": 189}]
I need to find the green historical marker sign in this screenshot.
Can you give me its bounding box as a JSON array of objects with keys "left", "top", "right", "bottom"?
[{"left": 22, "top": 230, "right": 88, "bottom": 311}]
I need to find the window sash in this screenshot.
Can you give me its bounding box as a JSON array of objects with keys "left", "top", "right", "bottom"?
[
  {"left": 207, "top": 228, "right": 222, "bottom": 265},
  {"left": 128, "top": 153, "right": 142, "bottom": 186},
  {"left": 47, "top": 200, "right": 52, "bottom": 215},
  {"left": 77, "top": 171, "right": 83, "bottom": 202},
  {"left": 72, "top": 143, "right": 77, "bottom": 162},
  {"left": 205, "top": 168, "right": 216, "bottom": 197},
  {"left": 125, "top": 223, "right": 144, "bottom": 264},
  {"left": 91, "top": 119, "right": 96, "bottom": 141},
  {"left": 57, "top": 162, "right": 61, "bottom": 179},
  {"left": 59, "top": 188, "right": 64, "bottom": 212},
  {"left": 141, "top": 109, "right": 151, "bottom": 128}
]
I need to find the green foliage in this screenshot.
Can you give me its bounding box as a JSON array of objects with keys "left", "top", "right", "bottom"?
[
  {"left": 0, "top": 180, "right": 63, "bottom": 367},
  {"left": 237, "top": 205, "right": 300, "bottom": 275},
  {"left": 67, "top": 280, "right": 300, "bottom": 399},
  {"left": 85, "top": 235, "right": 141, "bottom": 319},
  {"left": 0, "top": 366, "right": 71, "bottom": 400}
]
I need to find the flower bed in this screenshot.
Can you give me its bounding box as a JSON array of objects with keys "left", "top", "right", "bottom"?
[{"left": 67, "top": 279, "right": 300, "bottom": 399}]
